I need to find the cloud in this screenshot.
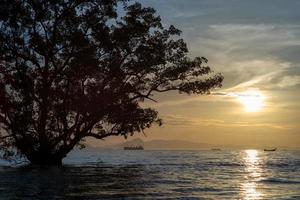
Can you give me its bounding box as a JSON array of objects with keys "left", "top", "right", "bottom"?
[
  {"left": 277, "top": 76, "right": 300, "bottom": 88},
  {"left": 162, "top": 114, "right": 292, "bottom": 130},
  {"left": 212, "top": 59, "right": 292, "bottom": 93},
  {"left": 163, "top": 114, "right": 224, "bottom": 126},
  {"left": 147, "top": 93, "right": 236, "bottom": 109},
  {"left": 190, "top": 23, "right": 300, "bottom": 64},
  {"left": 188, "top": 23, "right": 300, "bottom": 91},
  {"left": 204, "top": 24, "right": 300, "bottom": 50}
]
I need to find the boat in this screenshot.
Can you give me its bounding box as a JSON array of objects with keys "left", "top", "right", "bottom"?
[
  {"left": 211, "top": 148, "right": 222, "bottom": 151},
  {"left": 123, "top": 145, "right": 144, "bottom": 150},
  {"left": 264, "top": 148, "right": 277, "bottom": 151}
]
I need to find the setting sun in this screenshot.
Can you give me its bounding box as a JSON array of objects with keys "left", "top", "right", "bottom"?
[
  {"left": 0, "top": 0, "right": 300, "bottom": 199},
  {"left": 237, "top": 90, "right": 265, "bottom": 112}
]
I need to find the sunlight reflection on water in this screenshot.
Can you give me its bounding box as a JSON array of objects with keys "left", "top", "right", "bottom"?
[
  {"left": 242, "top": 150, "right": 262, "bottom": 200},
  {"left": 1, "top": 150, "right": 300, "bottom": 199}
]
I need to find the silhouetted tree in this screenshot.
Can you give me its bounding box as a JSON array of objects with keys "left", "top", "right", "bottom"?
[{"left": 0, "top": 0, "right": 223, "bottom": 165}]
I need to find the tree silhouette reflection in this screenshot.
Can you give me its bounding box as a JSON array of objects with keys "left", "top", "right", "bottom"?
[{"left": 0, "top": 165, "right": 150, "bottom": 199}]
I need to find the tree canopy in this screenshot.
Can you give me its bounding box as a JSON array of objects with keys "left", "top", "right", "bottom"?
[{"left": 0, "top": 0, "right": 223, "bottom": 165}]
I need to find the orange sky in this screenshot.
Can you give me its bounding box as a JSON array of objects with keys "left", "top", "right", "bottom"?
[{"left": 90, "top": 0, "right": 300, "bottom": 148}]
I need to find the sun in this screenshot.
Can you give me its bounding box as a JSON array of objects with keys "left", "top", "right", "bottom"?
[{"left": 237, "top": 89, "right": 265, "bottom": 112}]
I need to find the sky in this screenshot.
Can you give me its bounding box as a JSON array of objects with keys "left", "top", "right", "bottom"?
[{"left": 92, "top": 0, "right": 300, "bottom": 148}]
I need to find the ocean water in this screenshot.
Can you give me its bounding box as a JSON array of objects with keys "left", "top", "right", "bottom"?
[{"left": 0, "top": 150, "right": 300, "bottom": 199}]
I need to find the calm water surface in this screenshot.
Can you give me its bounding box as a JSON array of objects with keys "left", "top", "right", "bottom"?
[{"left": 0, "top": 150, "right": 300, "bottom": 199}]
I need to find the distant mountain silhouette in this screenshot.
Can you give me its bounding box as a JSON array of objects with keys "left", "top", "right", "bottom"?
[
  {"left": 94, "top": 138, "right": 216, "bottom": 150},
  {"left": 84, "top": 139, "right": 298, "bottom": 150},
  {"left": 123, "top": 138, "right": 144, "bottom": 147}
]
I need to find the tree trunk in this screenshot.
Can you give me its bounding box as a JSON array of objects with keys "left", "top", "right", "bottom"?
[
  {"left": 27, "top": 152, "right": 63, "bottom": 166},
  {"left": 29, "top": 157, "right": 62, "bottom": 166}
]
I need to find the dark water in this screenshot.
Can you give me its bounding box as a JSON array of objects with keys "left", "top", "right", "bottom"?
[{"left": 0, "top": 150, "right": 300, "bottom": 199}]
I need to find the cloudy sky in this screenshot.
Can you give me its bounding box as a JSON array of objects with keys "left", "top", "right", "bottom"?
[{"left": 94, "top": 0, "right": 300, "bottom": 148}]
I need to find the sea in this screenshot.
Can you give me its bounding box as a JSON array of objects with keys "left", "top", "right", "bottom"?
[{"left": 0, "top": 149, "right": 300, "bottom": 199}]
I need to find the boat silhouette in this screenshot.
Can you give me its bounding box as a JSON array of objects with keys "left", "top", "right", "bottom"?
[
  {"left": 123, "top": 145, "right": 144, "bottom": 150},
  {"left": 264, "top": 148, "right": 277, "bottom": 151}
]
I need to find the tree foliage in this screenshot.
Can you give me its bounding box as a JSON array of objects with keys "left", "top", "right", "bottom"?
[{"left": 0, "top": 0, "right": 223, "bottom": 165}]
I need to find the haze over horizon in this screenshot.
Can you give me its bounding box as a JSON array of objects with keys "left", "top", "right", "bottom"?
[{"left": 89, "top": 0, "right": 300, "bottom": 149}]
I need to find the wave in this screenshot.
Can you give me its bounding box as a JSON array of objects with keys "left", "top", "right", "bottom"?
[
  {"left": 173, "top": 187, "right": 222, "bottom": 193},
  {"left": 260, "top": 178, "right": 300, "bottom": 184}
]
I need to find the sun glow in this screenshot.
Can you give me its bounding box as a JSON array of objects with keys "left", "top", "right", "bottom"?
[{"left": 236, "top": 89, "right": 265, "bottom": 112}]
